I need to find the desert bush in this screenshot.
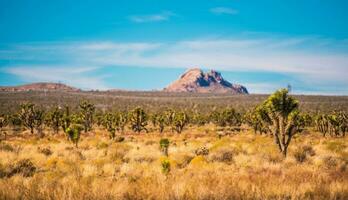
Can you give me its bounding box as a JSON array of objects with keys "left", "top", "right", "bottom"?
[
  {"left": 322, "top": 156, "right": 338, "bottom": 169},
  {"left": 159, "top": 138, "right": 170, "bottom": 156},
  {"left": 208, "top": 148, "right": 234, "bottom": 164},
  {"left": 161, "top": 158, "right": 171, "bottom": 175},
  {"left": 37, "top": 146, "right": 52, "bottom": 156},
  {"left": 115, "top": 136, "right": 125, "bottom": 143},
  {"left": 7, "top": 159, "right": 36, "bottom": 177},
  {"left": 293, "top": 145, "right": 316, "bottom": 163},
  {"left": 65, "top": 124, "right": 83, "bottom": 147},
  {"left": 325, "top": 140, "right": 346, "bottom": 153},
  {"left": 0, "top": 142, "right": 14, "bottom": 152},
  {"left": 195, "top": 147, "right": 209, "bottom": 156}
]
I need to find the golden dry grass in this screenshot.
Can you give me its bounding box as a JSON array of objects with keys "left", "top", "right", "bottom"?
[{"left": 0, "top": 126, "right": 347, "bottom": 200}]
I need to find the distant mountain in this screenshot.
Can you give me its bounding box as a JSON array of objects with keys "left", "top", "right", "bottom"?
[
  {"left": 164, "top": 68, "right": 248, "bottom": 94},
  {"left": 0, "top": 82, "right": 80, "bottom": 92}
]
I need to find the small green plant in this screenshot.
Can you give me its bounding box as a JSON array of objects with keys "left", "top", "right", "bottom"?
[
  {"left": 65, "top": 124, "right": 83, "bottom": 148},
  {"left": 161, "top": 158, "right": 171, "bottom": 175},
  {"left": 160, "top": 138, "right": 170, "bottom": 156}
]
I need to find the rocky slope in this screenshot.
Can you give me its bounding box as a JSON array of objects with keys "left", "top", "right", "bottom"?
[
  {"left": 0, "top": 82, "right": 80, "bottom": 92},
  {"left": 164, "top": 68, "right": 248, "bottom": 94}
]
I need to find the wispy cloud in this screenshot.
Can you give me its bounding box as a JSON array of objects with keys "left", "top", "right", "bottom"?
[
  {"left": 1, "top": 35, "right": 348, "bottom": 94},
  {"left": 4, "top": 65, "right": 109, "bottom": 90},
  {"left": 210, "top": 7, "right": 238, "bottom": 15},
  {"left": 129, "top": 11, "right": 174, "bottom": 23}
]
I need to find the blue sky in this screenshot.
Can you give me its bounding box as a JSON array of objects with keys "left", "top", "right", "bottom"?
[{"left": 1, "top": 0, "right": 348, "bottom": 94}]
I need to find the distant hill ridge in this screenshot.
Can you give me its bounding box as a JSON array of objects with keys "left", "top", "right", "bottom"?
[
  {"left": 163, "top": 68, "right": 248, "bottom": 94},
  {"left": 0, "top": 68, "right": 249, "bottom": 94},
  {"left": 0, "top": 82, "right": 80, "bottom": 92}
]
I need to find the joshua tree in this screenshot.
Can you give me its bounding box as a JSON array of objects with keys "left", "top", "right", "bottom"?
[
  {"left": 19, "top": 103, "right": 44, "bottom": 136},
  {"left": 129, "top": 107, "right": 148, "bottom": 133},
  {"left": 244, "top": 105, "right": 271, "bottom": 135},
  {"left": 61, "top": 106, "right": 71, "bottom": 134},
  {"left": 19, "top": 103, "right": 36, "bottom": 134},
  {"left": 65, "top": 124, "right": 83, "bottom": 148},
  {"left": 79, "top": 101, "right": 95, "bottom": 133},
  {"left": 159, "top": 138, "right": 170, "bottom": 156},
  {"left": 172, "top": 111, "right": 189, "bottom": 134},
  {"left": 102, "top": 112, "right": 117, "bottom": 140},
  {"left": 46, "top": 106, "right": 63, "bottom": 134},
  {"left": 115, "top": 112, "right": 128, "bottom": 133},
  {"left": 0, "top": 114, "right": 9, "bottom": 140},
  {"left": 33, "top": 108, "right": 45, "bottom": 137},
  {"left": 152, "top": 112, "right": 166, "bottom": 133},
  {"left": 262, "top": 89, "right": 305, "bottom": 157},
  {"left": 211, "top": 108, "right": 242, "bottom": 130},
  {"left": 164, "top": 109, "right": 175, "bottom": 132}
]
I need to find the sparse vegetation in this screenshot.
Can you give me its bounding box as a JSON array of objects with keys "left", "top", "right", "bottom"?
[{"left": 0, "top": 89, "right": 347, "bottom": 199}]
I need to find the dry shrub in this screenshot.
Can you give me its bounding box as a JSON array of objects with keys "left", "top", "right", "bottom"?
[
  {"left": 37, "top": 146, "right": 52, "bottom": 156},
  {"left": 115, "top": 136, "right": 125, "bottom": 143},
  {"left": 293, "top": 145, "right": 316, "bottom": 163},
  {"left": 96, "top": 141, "right": 109, "bottom": 149},
  {"left": 109, "top": 144, "right": 131, "bottom": 162},
  {"left": 0, "top": 143, "right": 14, "bottom": 152},
  {"left": 322, "top": 156, "right": 338, "bottom": 169},
  {"left": 1, "top": 159, "right": 37, "bottom": 178},
  {"left": 195, "top": 147, "right": 209, "bottom": 156},
  {"left": 208, "top": 147, "right": 233, "bottom": 164},
  {"left": 173, "top": 153, "right": 194, "bottom": 168}
]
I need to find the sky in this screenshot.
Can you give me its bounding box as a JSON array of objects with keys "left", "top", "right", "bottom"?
[{"left": 0, "top": 0, "right": 348, "bottom": 94}]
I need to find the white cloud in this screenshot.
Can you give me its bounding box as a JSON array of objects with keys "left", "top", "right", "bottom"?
[
  {"left": 129, "top": 11, "right": 174, "bottom": 23},
  {"left": 210, "top": 7, "right": 238, "bottom": 15},
  {"left": 1, "top": 35, "right": 348, "bottom": 93},
  {"left": 5, "top": 66, "right": 109, "bottom": 90}
]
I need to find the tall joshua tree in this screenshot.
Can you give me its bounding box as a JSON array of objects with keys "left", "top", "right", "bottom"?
[
  {"left": 79, "top": 101, "right": 95, "bottom": 133},
  {"left": 263, "top": 89, "right": 305, "bottom": 157},
  {"left": 172, "top": 111, "right": 189, "bottom": 134},
  {"left": 19, "top": 103, "right": 36, "bottom": 134},
  {"left": 46, "top": 106, "right": 63, "bottom": 135},
  {"left": 129, "top": 107, "right": 148, "bottom": 133}
]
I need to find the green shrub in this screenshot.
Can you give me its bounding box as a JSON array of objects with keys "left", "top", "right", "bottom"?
[
  {"left": 159, "top": 138, "right": 170, "bottom": 156},
  {"left": 161, "top": 159, "right": 171, "bottom": 175}
]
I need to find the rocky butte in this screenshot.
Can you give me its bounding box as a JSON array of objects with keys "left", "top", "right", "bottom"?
[{"left": 163, "top": 68, "right": 248, "bottom": 94}]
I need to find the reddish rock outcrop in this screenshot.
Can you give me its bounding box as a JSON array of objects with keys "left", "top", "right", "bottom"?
[{"left": 164, "top": 68, "right": 248, "bottom": 94}]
